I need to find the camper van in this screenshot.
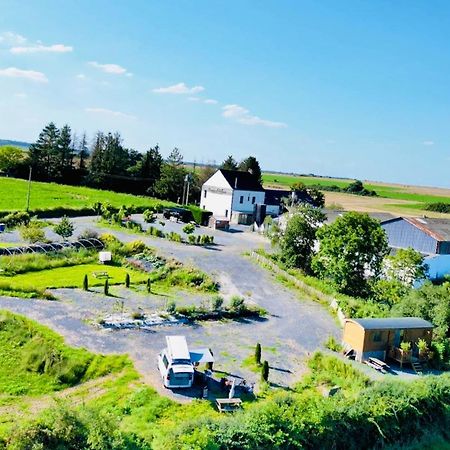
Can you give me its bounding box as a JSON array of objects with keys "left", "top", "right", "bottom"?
[{"left": 157, "top": 336, "right": 194, "bottom": 388}]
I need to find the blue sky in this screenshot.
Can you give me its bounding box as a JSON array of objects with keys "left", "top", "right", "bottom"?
[{"left": 0, "top": 1, "right": 449, "bottom": 187}]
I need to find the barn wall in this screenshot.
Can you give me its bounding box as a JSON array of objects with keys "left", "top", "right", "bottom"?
[{"left": 382, "top": 219, "right": 438, "bottom": 254}]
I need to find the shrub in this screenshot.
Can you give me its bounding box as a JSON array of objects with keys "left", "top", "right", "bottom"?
[
  {"left": 261, "top": 360, "right": 269, "bottom": 382},
  {"left": 187, "top": 234, "right": 196, "bottom": 245},
  {"left": 229, "top": 296, "right": 245, "bottom": 314},
  {"left": 122, "top": 240, "right": 146, "bottom": 256},
  {"left": 143, "top": 209, "right": 156, "bottom": 223},
  {"left": 104, "top": 279, "right": 109, "bottom": 296},
  {"left": 131, "top": 311, "right": 145, "bottom": 320},
  {"left": 19, "top": 224, "right": 45, "bottom": 243},
  {"left": 53, "top": 215, "right": 74, "bottom": 240},
  {"left": 125, "top": 273, "right": 130, "bottom": 288},
  {"left": 400, "top": 341, "right": 411, "bottom": 352},
  {"left": 425, "top": 202, "right": 450, "bottom": 213},
  {"left": 2, "top": 211, "right": 30, "bottom": 229},
  {"left": 166, "top": 300, "right": 177, "bottom": 314},
  {"left": 83, "top": 274, "right": 88, "bottom": 291},
  {"left": 147, "top": 277, "right": 151, "bottom": 293},
  {"left": 182, "top": 223, "right": 195, "bottom": 235},
  {"left": 324, "top": 335, "right": 343, "bottom": 352},
  {"left": 211, "top": 295, "right": 224, "bottom": 311},
  {"left": 167, "top": 232, "right": 182, "bottom": 242},
  {"left": 79, "top": 228, "right": 99, "bottom": 240},
  {"left": 255, "top": 343, "right": 262, "bottom": 365}
]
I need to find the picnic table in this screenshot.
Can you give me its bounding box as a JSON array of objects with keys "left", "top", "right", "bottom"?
[
  {"left": 365, "top": 357, "right": 390, "bottom": 373},
  {"left": 92, "top": 271, "right": 109, "bottom": 279},
  {"left": 215, "top": 398, "right": 242, "bottom": 413}
]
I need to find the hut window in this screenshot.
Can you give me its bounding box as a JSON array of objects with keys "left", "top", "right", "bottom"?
[{"left": 373, "top": 332, "right": 382, "bottom": 342}]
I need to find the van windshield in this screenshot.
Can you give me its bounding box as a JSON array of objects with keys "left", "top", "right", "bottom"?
[{"left": 172, "top": 359, "right": 192, "bottom": 365}]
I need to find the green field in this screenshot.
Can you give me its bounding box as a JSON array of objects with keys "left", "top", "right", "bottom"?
[
  {"left": 263, "top": 173, "right": 450, "bottom": 206},
  {"left": 0, "top": 177, "right": 173, "bottom": 212}
]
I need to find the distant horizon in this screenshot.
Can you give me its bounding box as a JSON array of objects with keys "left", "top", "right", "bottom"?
[{"left": 1, "top": 1, "right": 450, "bottom": 188}]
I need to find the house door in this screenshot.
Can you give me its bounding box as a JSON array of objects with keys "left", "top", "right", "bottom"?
[{"left": 393, "top": 329, "right": 404, "bottom": 347}]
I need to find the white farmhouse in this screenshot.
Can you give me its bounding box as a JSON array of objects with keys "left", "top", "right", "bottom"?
[{"left": 200, "top": 169, "right": 266, "bottom": 224}]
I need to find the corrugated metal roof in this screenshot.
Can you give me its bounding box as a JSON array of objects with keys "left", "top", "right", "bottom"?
[
  {"left": 381, "top": 217, "right": 450, "bottom": 242},
  {"left": 348, "top": 317, "right": 434, "bottom": 330}
]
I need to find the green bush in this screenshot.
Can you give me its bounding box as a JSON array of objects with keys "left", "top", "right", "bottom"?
[
  {"left": 425, "top": 202, "right": 450, "bottom": 213},
  {"left": 143, "top": 208, "right": 156, "bottom": 223},
  {"left": 255, "top": 343, "right": 261, "bottom": 365},
  {"left": 166, "top": 300, "right": 177, "bottom": 314},
  {"left": 324, "top": 335, "right": 343, "bottom": 352},
  {"left": 229, "top": 296, "right": 246, "bottom": 313},
  {"left": 261, "top": 360, "right": 269, "bottom": 382},
  {"left": 211, "top": 295, "right": 224, "bottom": 311},
  {"left": 19, "top": 224, "right": 45, "bottom": 243},
  {"left": 187, "top": 234, "right": 196, "bottom": 244},
  {"left": 182, "top": 223, "right": 195, "bottom": 234},
  {"left": 83, "top": 274, "right": 88, "bottom": 291},
  {"left": 167, "top": 232, "right": 182, "bottom": 243},
  {"left": 2, "top": 211, "right": 30, "bottom": 229}
]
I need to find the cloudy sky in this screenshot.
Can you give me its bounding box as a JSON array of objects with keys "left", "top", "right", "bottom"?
[{"left": 1, "top": 0, "right": 449, "bottom": 187}]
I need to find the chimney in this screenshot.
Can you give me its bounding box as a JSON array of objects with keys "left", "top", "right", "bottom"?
[{"left": 234, "top": 177, "right": 238, "bottom": 189}]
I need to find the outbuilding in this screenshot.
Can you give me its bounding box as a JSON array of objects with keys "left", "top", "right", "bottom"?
[{"left": 342, "top": 317, "right": 433, "bottom": 362}]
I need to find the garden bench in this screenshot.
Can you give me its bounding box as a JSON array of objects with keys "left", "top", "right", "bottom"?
[
  {"left": 92, "top": 271, "right": 109, "bottom": 279},
  {"left": 215, "top": 398, "right": 242, "bottom": 413}
]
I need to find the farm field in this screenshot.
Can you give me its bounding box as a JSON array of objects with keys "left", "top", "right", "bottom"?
[
  {"left": 263, "top": 172, "right": 450, "bottom": 216},
  {"left": 0, "top": 177, "right": 173, "bottom": 212}
]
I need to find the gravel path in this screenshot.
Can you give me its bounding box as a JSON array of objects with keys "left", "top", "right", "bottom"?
[{"left": 0, "top": 216, "right": 340, "bottom": 400}]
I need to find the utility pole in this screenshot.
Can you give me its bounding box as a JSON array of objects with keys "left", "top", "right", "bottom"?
[{"left": 26, "top": 166, "right": 32, "bottom": 211}]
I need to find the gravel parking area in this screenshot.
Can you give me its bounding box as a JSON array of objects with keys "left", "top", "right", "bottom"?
[{"left": 0, "top": 215, "right": 339, "bottom": 400}]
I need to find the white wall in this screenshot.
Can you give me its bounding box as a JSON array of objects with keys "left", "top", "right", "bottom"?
[
  {"left": 231, "top": 190, "right": 265, "bottom": 213},
  {"left": 200, "top": 189, "right": 232, "bottom": 218}
]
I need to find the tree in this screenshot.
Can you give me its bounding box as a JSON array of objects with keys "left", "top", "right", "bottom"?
[
  {"left": 55, "top": 124, "right": 74, "bottom": 178},
  {"left": 383, "top": 248, "right": 428, "bottom": 286},
  {"left": 261, "top": 360, "right": 269, "bottom": 382},
  {"left": 0, "top": 145, "right": 25, "bottom": 174},
  {"left": 278, "top": 206, "right": 326, "bottom": 272},
  {"left": 153, "top": 148, "right": 186, "bottom": 202},
  {"left": 238, "top": 156, "right": 262, "bottom": 184},
  {"left": 307, "top": 188, "right": 325, "bottom": 208},
  {"left": 139, "top": 145, "right": 163, "bottom": 195},
  {"left": 83, "top": 274, "right": 88, "bottom": 291},
  {"left": 312, "top": 212, "right": 389, "bottom": 297},
  {"left": 255, "top": 343, "right": 261, "bottom": 365},
  {"left": 221, "top": 155, "right": 238, "bottom": 170},
  {"left": 54, "top": 216, "right": 74, "bottom": 240},
  {"left": 77, "top": 132, "right": 89, "bottom": 170},
  {"left": 28, "top": 122, "right": 60, "bottom": 179}
]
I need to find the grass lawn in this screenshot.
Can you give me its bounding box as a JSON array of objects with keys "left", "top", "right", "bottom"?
[
  {"left": 0, "top": 264, "right": 148, "bottom": 290},
  {"left": 0, "top": 177, "right": 174, "bottom": 212}
]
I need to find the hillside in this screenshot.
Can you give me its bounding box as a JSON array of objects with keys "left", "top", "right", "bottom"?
[
  {"left": 0, "top": 139, "right": 31, "bottom": 149},
  {"left": 0, "top": 177, "right": 173, "bottom": 213}
]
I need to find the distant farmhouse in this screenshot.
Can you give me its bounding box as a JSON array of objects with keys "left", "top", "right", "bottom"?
[
  {"left": 200, "top": 169, "right": 302, "bottom": 225},
  {"left": 381, "top": 217, "right": 450, "bottom": 281}
]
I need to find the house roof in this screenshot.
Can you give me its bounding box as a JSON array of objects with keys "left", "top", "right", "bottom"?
[
  {"left": 347, "top": 317, "right": 434, "bottom": 331},
  {"left": 381, "top": 217, "right": 450, "bottom": 242},
  {"left": 219, "top": 169, "right": 264, "bottom": 191},
  {"left": 326, "top": 210, "right": 395, "bottom": 225},
  {"left": 265, "top": 189, "right": 314, "bottom": 206}
]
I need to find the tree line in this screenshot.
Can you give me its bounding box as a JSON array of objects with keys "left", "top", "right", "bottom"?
[{"left": 0, "top": 122, "right": 265, "bottom": 204}]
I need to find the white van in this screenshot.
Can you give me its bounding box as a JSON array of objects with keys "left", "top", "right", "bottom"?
[{"left": 157, "top": 336, "right": 194, "bottom": 388}]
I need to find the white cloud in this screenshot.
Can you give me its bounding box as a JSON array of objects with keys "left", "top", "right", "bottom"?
[
  {"left": 204, "top": 98, "right": 218, "bottom": 104},
  {"left": 0, "top": 67, "right": 48, "bottom": 82},
  {"left": 14, "top": 92, "right": 27, "bottom": 98},
  {"left": 10, "top": 43, "right": 73, "bottom": 54},
  {"left": 76, "top": 73, "right": 87, "bottom": 80},
  {"left": 153, "top": 82, "right": 205, "bottom": 94},
  {"left": 88, "top": 61, "right": 130, "bottom": 75},
  {"left": 85, "top": 107, "right": 136, "bottom": 119},
  {"left": 222, "top": 104, "right": 287, "bottom": 128},
  {"left": 0, "top": 31, "right": 26, "bottom": 46},
  {"left": 423, "top": 140, "right": 434, "bottom": 146}
]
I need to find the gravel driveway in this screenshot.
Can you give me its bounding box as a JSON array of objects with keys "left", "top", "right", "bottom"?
[{"left": 0, "top": 215, "right": 339, "bottom": 399}]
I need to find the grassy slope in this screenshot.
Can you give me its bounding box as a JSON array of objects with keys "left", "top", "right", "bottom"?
[
  {"left": 0, "top": 310, "right": 129, "bottom": 403},
  {"left": 0, "top": 177, "right": 173, "bottom": 212}
]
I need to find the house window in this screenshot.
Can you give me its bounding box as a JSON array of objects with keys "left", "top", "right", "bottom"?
[
  {"left": 204, "top": 190, "right": 207, "bottom": 198},
  {"left": 202, "top": 205, "right": 205, "bottom": 210},
  {"left": 239, "top": 196, "right": 244, "bottom": 204},
  {"left": 225, "top": 209, "right": 228, "bottom": 217},
  {"left": 373, "top": 332, "right": 382, "bottom": 342},
  {"left": 252, "top": 196, "right": 256, "bottom": 204}
]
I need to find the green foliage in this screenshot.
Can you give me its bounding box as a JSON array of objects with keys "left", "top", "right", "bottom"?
[
  {"left": 0, "top": 311, "right": 129, "bottom": 399},
  {"left": 182, "top": 223, "right": 195, "bottom": 234},
  {"left": 229, "top": 296, "right": 245, "bottom": 313},
  {"left": 383, "top": 247, "right": 428, "bottom": 286},
  {"left": 238, "top": 156, "right": 262, "bottom": 184},
  {"left": 104, "top": 279, "right": 109, "bottom": 296},
  {"left": 187, "top": 234, "right": 196, "bottom": 244},
  {"left": 125, "top": 273, "right": 130, "bottom": 288},
  {"left": 425, "top": 202, "right": 450, "bottom": 213},
  {"left": 147, "top": 225, "right": 165, "bottom": 238},
  {"left": 2, "top": 211, "right": 30, "bottom": 229},
  {"left": 142, "top": 208, "right": 156, "bottom": 223},
  {"left": 255, "top": 343, "right": 262, "bottom": 365},
  {"left": 166, "top": 231, "right": 182, "bottom": 242},
  {"left": 211, "top": 295, "right": 224, "bottom": 311},
  {"left": 19, "top": 223, "right": 45, "bottom": 243},
  {"left": 146, "top": 277, "right": 151, "bottom": 293},
  {"left": 83, "top": 274, "right": 88, "bottom": 291},
  {"left": 153, "top": 148, "right": 186, "bottom": 202},
  {"left": 324, "top": 335, "right": 343, "bottom": 352},
  {"left": 0, "top": 145, "right": 25, "bottom": 174},
  {"left": 277, "top": 205, "right": 326, "bottom": 271},
  {"left": 400, "top": 341, "right": 412, "bottom": 352},
  {"left": 166, "top": 300, "right": 177, "bottom": 314},
  {"left": 221, "top": 155, "right": 238, "bottom": 170},
  {"left": 261, "top": 360, "right": 269, "bottom": 382},
  {"left": 312, "top": 212, "right": 389, "bottom": 297},
  {"left": 185, "top": 204, "right": 212, "bottom": 225},
  {"left": 53, "top": 215, "right": 74, "bottom": 240}
]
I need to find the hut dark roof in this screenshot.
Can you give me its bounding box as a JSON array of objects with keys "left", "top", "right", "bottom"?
[{"left": 348, "top": 317, "right": 434, "bottom": 330}]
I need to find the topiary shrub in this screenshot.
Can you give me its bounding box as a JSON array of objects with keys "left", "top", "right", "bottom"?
[
  {"left": 104, "top": 279, "right": 109, "bottom": 296},
  {"left": 255, "top": 343, "right": 262, "bottom": 365},
  {"left": 261, "top": 360, "right": 269, "bottom": 382},
  {"left": 125, "top": 273, "right": 130, "bottom": 288},
  {"left": 83, "top": 274, "right": 88, "bottom": 291}
]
